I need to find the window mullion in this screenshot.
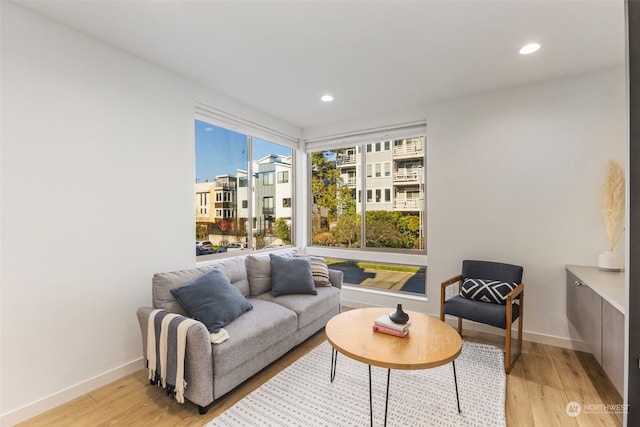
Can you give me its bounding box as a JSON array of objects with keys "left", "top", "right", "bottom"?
[
  {"left": 247, "top": 135, "right": 254, "bottom": 250},
  {"left": 359, "top": 144, "right": 367, "bottom": 248}
]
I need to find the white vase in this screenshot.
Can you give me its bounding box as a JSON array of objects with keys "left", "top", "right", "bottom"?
[{"left": 598, "top": 251, "right": 622, "bottom": 272}]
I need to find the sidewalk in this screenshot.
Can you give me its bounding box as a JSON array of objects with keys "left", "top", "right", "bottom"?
[{"left": 329, "top": 263, "right": 425, "bottom": 294}]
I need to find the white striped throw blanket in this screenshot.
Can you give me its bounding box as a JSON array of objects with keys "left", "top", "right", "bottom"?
[{"left": 147, "top": 309, "right": 200, "bottom": 403}]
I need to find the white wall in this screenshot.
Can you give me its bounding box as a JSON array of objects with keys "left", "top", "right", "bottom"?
[
  {"left": 424, "top": 67, "right": 626, "bottom": 340},
  {"left": 0, "top": 4, "right": 300, "bottom": 424}
]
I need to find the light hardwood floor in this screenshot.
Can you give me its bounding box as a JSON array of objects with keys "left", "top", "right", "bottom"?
[{"left": 18, "top": 328, "right": 623, "bottom": 427}]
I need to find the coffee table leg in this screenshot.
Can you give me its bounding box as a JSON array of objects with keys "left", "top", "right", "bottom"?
[
  {"left": 330, "top": 348, "right": 338, "bottom": 382},
  {"left": 384, "top": 369, "right": 390, "bottom": 426},
  {"left": 368, "top": 366, "right": 391, "bottom": 427},
  {"left": 452, "top": 360, "right": 461, "bottom": 414},
  {"left": 369, "top": 365, "right": 373, "bottom": 426}
]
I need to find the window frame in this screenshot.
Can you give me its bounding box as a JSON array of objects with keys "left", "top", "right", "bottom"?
[{"left": 194, "top": 116, "right": 297, "bottom": 259}]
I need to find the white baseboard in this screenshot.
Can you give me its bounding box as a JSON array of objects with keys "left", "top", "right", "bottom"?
[
  {"left": 0, "top": 358, "right": 143, "bottom": 427},
  {"left": 439, "top": 318, "right": 590, "bottom": 352}
]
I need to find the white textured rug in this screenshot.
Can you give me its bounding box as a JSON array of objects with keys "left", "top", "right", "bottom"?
[{"left": 206, "top": 341, "right": 505, "bottom": 427}]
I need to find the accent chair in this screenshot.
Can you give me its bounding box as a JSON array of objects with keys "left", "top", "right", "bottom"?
[{"left": 440, "top": 260, "right": 524, "bottom": 373}]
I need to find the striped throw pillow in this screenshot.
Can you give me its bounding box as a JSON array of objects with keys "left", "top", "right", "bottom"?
[{"left": 295, "top": 255, "right": 331, "bottom": 287}]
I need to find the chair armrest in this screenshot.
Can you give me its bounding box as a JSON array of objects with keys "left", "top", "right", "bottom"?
[
  {"left": 137, "top": 307, "right": 214, "bottom": 407},
  {"left": 441, "top": 274, "right": 463, "bottom": 289},
  {"left": 328, "top": 268, "right": 343, "bottom": 289},
  {"left": 506, "top": 283, "right": 524, "bottom": 304},
  {"left": 440, "top": 274, "right": 463, "bottom": 320}
]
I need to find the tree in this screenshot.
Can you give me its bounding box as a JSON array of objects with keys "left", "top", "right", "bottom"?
[
  {"left": 363, "top": 211, "right": 422, "bottom": 249},
  {"left": 332, "top": 202, "right": 361, "bottom": 247},
  {"left": 311, "top": 150, "right": 351, "bottom": 233},
  {"left": 365, "top": 211, "right": 405, "bottom": 248},
  {"left": 274, "top": 218, "right": 291, "bottom": 244}
]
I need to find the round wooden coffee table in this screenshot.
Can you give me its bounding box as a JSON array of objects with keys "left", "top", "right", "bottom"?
[{"left": 325, "top": 307, "right": 463, "bottom": 426}]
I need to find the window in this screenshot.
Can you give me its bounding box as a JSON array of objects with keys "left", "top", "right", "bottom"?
[
  {"left": 278, "top": 171, "right": 289, "bottom": 183},
  {"left": 195, "top": 120, "right": 294, "bottom": 255},
  {"left": 283, "top": 198, "right": 291, "bottom": 207},
  {"left": 262, "top": 172, "right": 274, "bottom": 185},
  {"left": 309, "top": 136, "right": 425, "bottom": 253},
  {"left": 308, "top": 132, "right": 426, "bottom": 296},
  {"left": 263, "top": 196, "right": 274, "bottom": 214}
]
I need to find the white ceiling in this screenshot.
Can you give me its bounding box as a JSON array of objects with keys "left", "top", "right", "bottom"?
[{"left": 14, "top": 0, "right": 626, "bottom": 129}]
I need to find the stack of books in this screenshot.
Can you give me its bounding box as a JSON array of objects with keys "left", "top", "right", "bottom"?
[{"left": 372, "top": 315, "right": 411, "bottom": 337}]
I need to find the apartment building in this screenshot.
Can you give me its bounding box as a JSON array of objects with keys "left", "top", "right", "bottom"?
[{"left": 195, "top": 155, "right": 292, "bottom": 246}]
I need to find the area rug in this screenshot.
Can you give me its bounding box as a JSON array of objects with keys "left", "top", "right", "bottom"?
[{"left": 205, "top": 341, "right": 505, "bottom": 427}]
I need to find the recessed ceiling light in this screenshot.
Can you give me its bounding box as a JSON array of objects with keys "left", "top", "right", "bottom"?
[
  {"left": 519, "top": 43, "right": 541, "bottom": 55},
  {"left": 321, "top": 94, "right": 334, "bottom": 102}
]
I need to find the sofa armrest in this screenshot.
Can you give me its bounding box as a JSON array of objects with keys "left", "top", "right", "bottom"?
[
  {"left": 137, "top": 307, "right": 214, "bottom": 407},
  {"left": 328, "top": 268, "right": 343, "bottom": 289}
]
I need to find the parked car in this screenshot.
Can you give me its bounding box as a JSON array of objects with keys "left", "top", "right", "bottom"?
[
  {"left": 216, "top": 242, "right": 246, "bottom": 253},
  {"left": 196, "top": 240, "right": 215, "bottom": 256}
]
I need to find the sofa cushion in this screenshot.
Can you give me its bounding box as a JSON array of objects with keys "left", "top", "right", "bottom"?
[
  {"left": 212, "top": 299, "right": 297, "bottom": 375},
  {"left": 245, "top": 249, "right": 298, "bottom": 296},
  {"left": 152, "top": 265, "right": 217, "bottom": 315},
  {"left": 213, "top": 257, "right": 250, "bottom": 297},
  {"left": 256, "top": 286, "right": 341, "bottom": 329},
  {"left": 270, "top": 254, "right": 317, "bottom": 297},
  {"left": 170, "top": 269, "right": 253, "bottom": 333}
]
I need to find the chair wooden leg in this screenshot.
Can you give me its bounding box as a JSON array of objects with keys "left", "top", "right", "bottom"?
[
  {"left": 518, "top": 294, "right": 524, "bottom": 355},
  {"left": 457, "top": 317, "right": 462, "bottom": 335},
  {"left": 505, "top": 298, "right": 524, "bottom": 374},
  {"left": 505, "top": 322, "right": 512, "bottom": 374}
]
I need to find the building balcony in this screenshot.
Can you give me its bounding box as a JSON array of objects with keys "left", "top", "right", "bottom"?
[
  {"left": 393, "top": 144, "right": 424, "bottom": 158},
  {"left": 263, "top": 207, "right": 275, "bottom": 215},
  {"left": 345, "top": 177, "right": 357, "bottom": 187},
  {"left": 393, "top": 199, "right": 424, "bottom": 211},
  {"left": 336, "top": 154, "right": 357, "bottom": 167},
  {"left": 393, "top": 169, "right": 422, "bottom": 184}
]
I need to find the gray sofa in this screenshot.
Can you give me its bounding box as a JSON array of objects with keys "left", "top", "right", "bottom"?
[{"left": 136, "top": 248, "right": 342, "bottom": 413}]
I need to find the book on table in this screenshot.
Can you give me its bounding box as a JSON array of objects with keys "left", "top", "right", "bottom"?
[
  {"left": 372, "top": 324, "right": 409, "bottom": 337},
  {"left": 373, "top": 315, "right": 411, "bottom": 332}
]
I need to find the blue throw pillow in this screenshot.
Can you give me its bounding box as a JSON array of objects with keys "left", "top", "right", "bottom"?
[
  {"left": 460, "top": 278, "right": 517, "bottom": 304},
  {"left": 269, "top": 254, "right": 317, "bottom": 297},
  {"left": 170, "top": 268, "right": 253, "bottom": 333}
]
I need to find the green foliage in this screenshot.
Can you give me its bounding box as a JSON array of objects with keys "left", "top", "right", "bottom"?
[
  {"left": 332, "top": 214, "right": 361, "bottom": 247},
  {"left": 311, "top": 151, "right": 352, "bottom": 232},
  {"left": 365, "top": 211, "right": 405, "bottom": 248},
  {"left": 196, "top": 224, "right": 208, "bottom": 240},
  {"left": 274, "top": 218, "right": 291, "bottom": 244},
  {"left": 311, "top": 231, "right": 337, "bottom": 246}
]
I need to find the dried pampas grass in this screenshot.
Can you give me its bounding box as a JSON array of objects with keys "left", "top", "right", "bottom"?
[{"left": 602, "top": 160, "right": 625, "bottom": 252}]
